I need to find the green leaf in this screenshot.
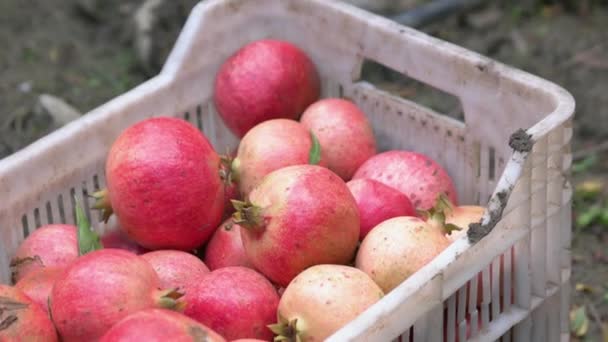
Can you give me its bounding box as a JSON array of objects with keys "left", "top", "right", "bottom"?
[
  {"left": 308, "top": 131, "right": 321, "bottom": 165},
  {"left": 572, "top": 155, "right": 598, "bottom": 174},
  {"left": 604, "top": 292, "right": 608, "bottom": 302},
  {"left": 570, "top": 306, "right": 589, "bottom": 337},
  {"left": 576, "top": 206, "right": 602, "bottom": 229},
  {"left": 75, "top": 196, "right": 103, "bottom": 256}
]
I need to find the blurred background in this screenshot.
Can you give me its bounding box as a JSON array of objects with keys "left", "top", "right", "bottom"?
[{"left": 0, "top": 0, "right": 606, "bottom": 339}]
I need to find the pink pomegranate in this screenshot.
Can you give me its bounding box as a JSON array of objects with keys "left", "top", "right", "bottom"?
[
  {"left": 14, "top": 266, "right": 63, "bottom": 316},
  {"left": 214, "top": 39, "right": 320, "bottom": 138},
  {"left": 352, "top": 150, "right": 458, "bottom": 211},
  {"left": 203, "top": 219, "right": 253, "bottom": 271},
  {"left": 356, "top": 216, "right": 450, "bottom": 293},
  {"left": 100, "top": 309, "right": 225, "bottom": 342},
  {"left": 141, "top": 250, "right": 209, "bottom": 301},
  {"left": 271, "top": 264, "right": 383, "bottom": 341},
  {"left": 101, "top": 227, "right": 149, "bottom": 255},
  {"left": 220, "top": 154, "right": 240, "bottom": 219},
  {"left": 234, "top": 165, "right": 359, "bottom": 287},
  {"left": 185, "top": 267, "right": 279, "bottom": 341},
  {"left": 347, "top": 178, "right": 416, "bottom": 240},
  {"left": 10, "top": 224, "right": 77, "bottom": 283},
  {"left": 0, "top": 285, "right": 58, "bottom": 342},
  {"left": 96, "top": 116, "right": 225, "bottom": 250},
  {"left": 300, "top": 98, "right": 376, "bottom": 180},
  {"left": 50, "top": 249, "right": 184, "bottom": 342},
  {"left": 231, "top": 119, "right": 326, "bottom": 197}
]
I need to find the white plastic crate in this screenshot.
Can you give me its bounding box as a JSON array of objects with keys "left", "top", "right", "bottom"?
[{"left": 0, "top": 0, "right": 575, "bottom": 341}]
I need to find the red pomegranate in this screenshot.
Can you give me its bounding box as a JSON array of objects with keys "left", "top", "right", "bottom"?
[
  {"left": 96, "top": 116, "right": 225, "bottom": 250},
  {"left": 185, "top": 267, "right": 279, "bottom": 341},
  {"left": 10, "top": 224, "right": 77, "bottom": 283},
  {"left": 214, "top": 39, "right": 320, "bottom": 138},
  {"left": 100, "top": 227, "right": 149, "bottom": 255},
  {"left": 14, "top": 266, "right": 63, "bottom": 316},
  {"left": 234, "top": 165, "right": 359, "bottom": 287},
  {"left": 271, "top": 264, "right": 383, "bottom": 341},
  {"left": 0, "top": 285, "right": 58, "bottom": 342},
  {"left": 230, "top": 119, "right": 325, "bottom": 197},
  {"left": 203, "top": 219, "right": 253, "bottom": 271},
  {"left": 99, "top": 309, "right": 225, "bottom": 342},
  {"left": 347, "top": 178, "right": 416, "bottom": 240},
  {"left": 300, "top": 98, "right": 376, "bottom": 180},
  {"left": 356, "top": 216, "right": 450, "bottom": 293},
  {"left": 353, "top": 150, "right": 458, "bottom": 211},
  {"left": 50, "top": 249, "right": 184, "bottom": 342}
]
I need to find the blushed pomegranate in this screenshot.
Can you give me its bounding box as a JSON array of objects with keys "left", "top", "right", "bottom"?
[
  {"left": 234, "top": 165, "right": 359, "bottom": 287},
  {"left": 101, "top": 227, "right": 149, "bottom": 255},
  {"left": 100, "top": 309, "right": 225, "bottom": 342},
  {"left": 271, "top": 264, "right": 383, "bottom": 341},
  {"left": 141, "top": 250, "right": 209, "bottom": 302},
  {"left": 230, "top": 119, "right": 325, "bottom": 197},
  {"left": 185, "top": 267, "right": 279, "bottom": 341},
  {"left": 0, "top": 285, "right": 58, "bottom": 342},
  {"left": 203, "top": 219, "right": 253, "bottom": 271},
  {"left": 10, "top": 224, "right": 77, "bottom": 283},
  {"left": 214, "top": 39, "right": 320, "bottom": 138},
  {"left": 356, "top": 216, "right": 450, "bottom": 293},
  {"left": 347, "top": 178, "right": 416, "bottom": 240},
  {"left": 300, "top": 98, "right": 376, "bottom": 180},
  {"left": 50, "top": 249, "right": 184, "bottom": 342},
  {"left": 14, "top": 266, "right": 63, "bottom": 316},
  {"left": 96, "top": 116, "right": 225, "bottom": 250},
  {"left": 353, "top": 150, "right": 458, "bottom": 211}
]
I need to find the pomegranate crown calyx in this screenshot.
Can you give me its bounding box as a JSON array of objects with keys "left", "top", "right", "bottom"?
[
  {"left": 157, "top": 288, "right": 186, "bottom": 312},
  {"left": 231, "top": 199, "right": 264, "bottom": 229},
  {"left": 75, "top": 196, "right": 103, "bottom": 256},
  {"left": 418, "top": 193, "right": 462, "bottom": 234},
  {"left": 219, "top": 153, "right": 239, "bottom": 185},
  {"left": 269, "top": 318, "right": 303, "bottom": 342},
  {"left": 91, "top": 188, "right": 114, "bottom": 223}
]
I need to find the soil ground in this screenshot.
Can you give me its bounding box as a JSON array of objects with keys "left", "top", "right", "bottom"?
[{"left": 0, "top": 0, "right": 606, "bottom": 340}]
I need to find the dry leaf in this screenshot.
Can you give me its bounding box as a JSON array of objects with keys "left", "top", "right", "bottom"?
[{"left": 575, "top": 283, "right": 595, "bottom": 294}]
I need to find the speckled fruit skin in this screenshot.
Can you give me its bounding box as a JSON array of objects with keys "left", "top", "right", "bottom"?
[
  {"left": 300, "top": 98, "right": 376, "bottom": 180},
  {"left": 353, "top": 150, "right": 458, "bottom": 211},
  {"left": 50, "top": 249, "right": 183, "bottom": 342},
  {"left": 276, "top": 265, "right": 383, "bottom": 342},
  {"left": 10, "top": 224, "right": 78, "bottom": 283},
  {"left": 0, "top": 285, "right": 58, "bottom": 342},
  {"left": 14, "top": 266, "right": 63, "bottom": 316},
  {"left": 240, "top": 165, "right": 360, "bottom": 287},
  {"left": 347, "top": 178, "right": 416, "bottom": 240},
  {"left": 356, "top": 216, "right": 450, "bottom": 293},
  {"left": 232, "top": 119, "right": 326, "bottom": 198},
  {"left": 99, "top": 309, "right": 226, "bottom": 342},
  {"left": 185, "top": 267, "right": 279, "bottom": 341},
  {"left": 203, "top": 219, "right": 253, "bottom": 271},
  {"left": 141, "top": 250, "right": 209, "bottom": 303},
  {"left": 105, "top": 116, "right": 224, "bottom": 250},
  {"left": 444, "top": 205, "right": 485, "bottom": 242},
  {"left": 213, "top": 39, "right": 320, "bottom": 138}
]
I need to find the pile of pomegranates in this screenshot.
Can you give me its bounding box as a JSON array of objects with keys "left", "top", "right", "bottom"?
[{"left": 1, "top": 38, "right": 492, "bottom": 341}]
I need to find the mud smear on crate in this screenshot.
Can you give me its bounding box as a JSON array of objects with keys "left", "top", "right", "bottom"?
[
  {"left": 467, "top": 190, "right": 508, "bottom": 244},
  {"left": 508, "top": 128, "right": 533, "bottom": 153}
]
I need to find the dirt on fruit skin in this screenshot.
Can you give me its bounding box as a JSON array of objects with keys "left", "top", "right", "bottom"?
[{"left": 0, "top": 0, "right": 607, "bottom": 340}]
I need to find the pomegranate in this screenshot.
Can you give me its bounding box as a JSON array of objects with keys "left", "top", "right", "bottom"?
[
  {"left": 0, "top": 285, "right": 58, "bottom": 342},
  {"left": 347, "top": 178, "right": 416, "bottom": 240},
  {"left": 100, "top": 309, "right": 225, "bottom": 342},
  {"left": 230, "top": 119, "right": 325, "bottom": 197},
  {"left": 271, "top": 264, "right": 383, "bottom": 341},
  {"left": 232, "top": 340, "right": 267, "bottom": 342},
  {"left": 101, "top": 227, "right": 149, "bottom": 255},
  {"left": 352, "top": 150, "right": 458, "bottom": 211},
  {"left": 141, "top": 250, "right": 209, "bottom": 301},
  {"left": 14, "top": 266, "right": 63, "bottom": 316},
  {"left": 10, "top": 224, "right": 77, "bottom": 283},
  {"left": 203, "top": 219, "right": 253, "bottom": 271},
  {"left": 220, "top": 153, "right": 240, "bottom": 219},
  {"left": 300, "top": 98, "right": 376, "bottom": 180},
  {"left": 234, "top": 165, "right": 359, "bottom": 287},
  {"left": 355, "top": 216, "right": 450, "bottom": 293},
  {"left": 213, "top": 39, "right": 320, "bottom": 138},
  {"left": 94, "top": 116, "right": 225, "bottom": 250},
  {"left": 50, "top": 249, "right": 184, "bottom": 342},
  {"left": 185, "top": 266, "right": 279, "bottom": 341}
]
